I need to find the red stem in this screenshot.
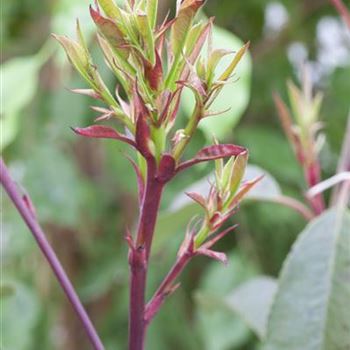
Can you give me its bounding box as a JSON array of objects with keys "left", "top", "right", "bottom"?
[
  {"left": 128, "top": 158, "right": 164, "bottom": 350},
  {"left": 304, "top": 161, "right": 325, "bottom": 215},
  {"left": 0, "top": 158, "right": 104, "bottom": 350},
  {"left": 145, "top": 252, "right": 192, "bottom": 324},
  {"left": 330, "top": 0, "right": 350, "bottom": 29}
]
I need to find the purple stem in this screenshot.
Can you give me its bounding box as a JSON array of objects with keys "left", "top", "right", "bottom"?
[
  {"left": 0, "top": 158, "right": 104, "bottom": 350},
  {"left": 128, "top": 158, "right": 164, "bottom": 350}
]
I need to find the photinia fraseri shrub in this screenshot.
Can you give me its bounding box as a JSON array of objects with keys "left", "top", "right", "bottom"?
[{"left": 0, "top": 1, "right": 258, "bottom": 350}]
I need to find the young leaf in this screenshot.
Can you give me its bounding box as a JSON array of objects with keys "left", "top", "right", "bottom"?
[
  {"left": 177, "top": 144, "right": 246, "bottom": 172},
  {"left": 90, "top": 6, "right": 129, "bottom": 59},
  {"left": 97, "top": 0, "right": 123, "bottom": 20},
  {"left": 171, "top": 0, "right": 205, "bottom": 57},
  {"left": 72, "top": 125, "right": 137, "bottom": 147},
  {"left": 229, "top": 152, "right": 248, "bottom": 196},
  {"left": 218, "top": 42, "right": 250, "bottom": 82},
  {"left": 136, "top": 12, "right": 156, "bottom": 65},
  {"left": 52, "top": 35, "right": 92, "bottom": 84},
  {"left": 147, "top": 0, "right": 158, "bottom": 29}
]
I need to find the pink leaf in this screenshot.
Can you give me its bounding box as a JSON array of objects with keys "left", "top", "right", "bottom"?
[
  {"left": 72, "top": 125, "right": 137, "bottom": 148},
  {"left": 177, "top": 144, "right": 246, "bottom": 172},
  {"left": 135, "top": 116, "right": 152, "bottom": 158},
  {"left": 186, "top": 192, "right": 207, "bottom": 209},
  {"left": 196, "top": 248, "right": 228, "bottom": 265},
  {"left": 144, "top": 50, "right": 163, "bottom": 91}
]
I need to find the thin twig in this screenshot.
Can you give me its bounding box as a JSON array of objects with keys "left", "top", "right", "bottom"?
[{"left": 0, "top": 158, "right": 104, "bottom": 350}]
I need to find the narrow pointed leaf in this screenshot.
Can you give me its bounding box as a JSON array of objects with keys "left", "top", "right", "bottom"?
[
  {"left": 52, "top": 35, "right": 91, "bottom": 83},
  {"left": 90, "top": 6, "right": 129, "bottom": 59},
  {"left": 177, "top": 144, "right": 246, "bottom": 172},
  {"left": 72, "top": 125, "right": 136, "bottom": 147},
  {"left": 137, "top": 12, "right": 155, "bottom": 65},
  {"left": 147, "top": 0, "right": 158, "bottom": 29},
  {"left": 218, "top": 42, "right": 249, "bottom": 82},
  {"left": 97, "top": 0, "right": 123, "bottom": 20},
  {"left": 144, "top": 50, "right": 163, "bottom": 91},
  {"left": 197, "top": 248, "right": 228, "bottom": 265},
  {"left": 186, "top": 191, "right": 207, "bottom": 209},
  {"left": 229, "top": 152, "right": 248, "bottom": 195},
  {"left": 170, "top": 0, "right": 205, "bottom": 56}
]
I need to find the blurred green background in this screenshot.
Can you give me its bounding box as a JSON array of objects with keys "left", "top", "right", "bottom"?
[{"left": 2, "top": 0, "right": 349, "bottom": 349}]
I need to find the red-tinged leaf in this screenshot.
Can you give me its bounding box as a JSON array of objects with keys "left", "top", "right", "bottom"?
[
  {"left": 177, "top": 144, "right": 246, "bottom": 172},
  {"left": 135, "top": 115, "right": 153, "bottom": 158},
  {"left": 144, "top": 50, "right": 163, "bottom": 91},
  {"left": 209, "top": 211, "right": 224, "bottom": 231},
  {"left": 186, "top": 192, "right": 207, "bottom": 209},
  {"left": 97, "top": 0, "right": 122, "bottom": 20},
  {"left": 70, "top": 88, "right": 101, "bottom": 99},
  {"left": 132, "top": 81, "right": 149, "bottom": 119},
  {"left": 180, "top": 18, "right": 213, "bottom": 81},
  {"left": 90, "top": 6, "right": 128, "bottom": 58},
  {"left": 157, "top": 154, "right": 176, "bottom": 183},
  {"left": 196, "top": 248, "right": 228, "bottom": 265},
  {"left": 171, "top": 0, "right": 205, "bottom": 56},
  {"left": 273, "top": 92, "right": 304, "bottom": 163},
  {"left": 228, "top": 175, "right": 263, "bottom": 209},
  {"left": 72, "top": 125, "right": 137, "bottom": 148}
]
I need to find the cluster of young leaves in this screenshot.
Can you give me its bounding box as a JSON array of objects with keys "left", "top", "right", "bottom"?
[
  {"left": 54, "top": 0, "right": 250, "bottom": 178},
  {"left": 54, "top": 0, "right": 259, "bottom": 265}
]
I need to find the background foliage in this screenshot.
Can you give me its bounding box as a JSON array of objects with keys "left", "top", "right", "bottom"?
[{"left": 2, "top": 0, "right": 349, "bottom": 349}]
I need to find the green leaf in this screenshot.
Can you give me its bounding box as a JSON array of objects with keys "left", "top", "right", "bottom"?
[
  {"left": 97, "top": 0, "right": 123, "bottom": 20},
  {"left": 147, "top": 0, "right": 158, "bottom": 29},
  {"left": 0, "top": 284, "right": 15, "bottom": 299},
  {"left": 264, "top": 208, "right": 350, "bottom": 350},
  {"left": 170, "top": 0, "right": 204, "bottom": 57},
  {"left": 181, "top": 25, "right": 252, "bottom": 140},
  {"left": 3, "top": 282, "right": 40, "bottom": 350},
  {"left": 225, "top": 276, "right": 278, "bottom": 340},
  {"left": 0, "top": 56, "right": 40, "bottom": 150},
  {"left": 136, "top": 12, "right": 155, "bottom": 65},
  {"left": 195, "top": 251, "right": 259, "bottom": 350},
  {"left": 52, "top": 34, "right": 92, "bottom": 83}
]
